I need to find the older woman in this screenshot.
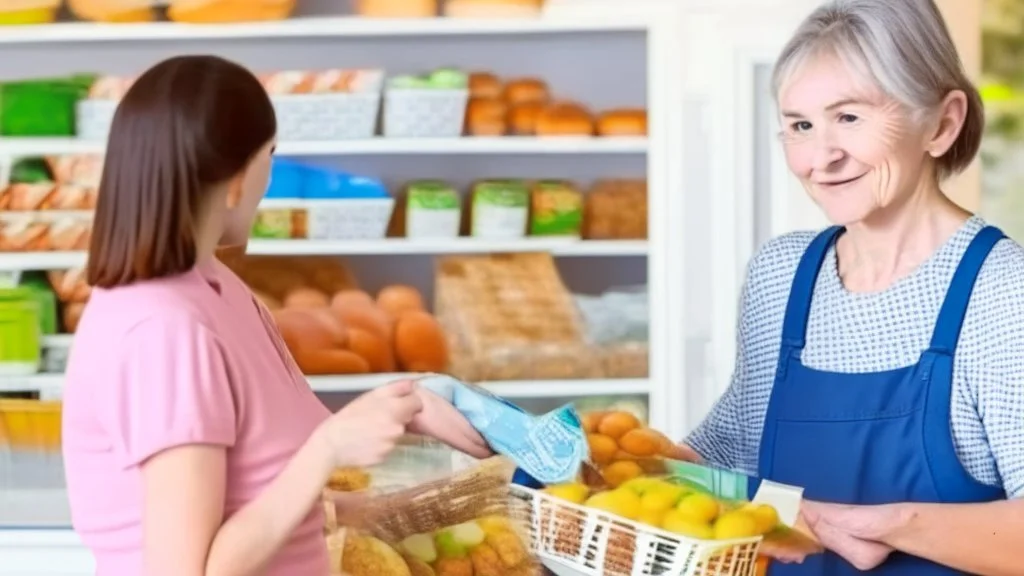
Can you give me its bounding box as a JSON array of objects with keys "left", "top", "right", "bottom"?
[{"left": 683, "top": 1, "right": 1024, "bottom": 574}]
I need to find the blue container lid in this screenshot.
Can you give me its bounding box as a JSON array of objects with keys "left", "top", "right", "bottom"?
[
  {"left": 345, "top": 176, "right": 390, "bottom": 199},
  {"left": 265, "top": 158, "right": 307, "bottom": 199},
  {"left": 304, "top": 166, "right": 351, "bottom": 200}
]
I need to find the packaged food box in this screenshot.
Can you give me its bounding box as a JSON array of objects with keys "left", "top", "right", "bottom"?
[
  {"left": 528, "top": 180, "right": 582, "bottom": 237},
  {"left": 405, "top": 180, "right": 461, "bottom": 239},
  {"left": 469, "top": 180, "right": 529, "bottom": 238}
]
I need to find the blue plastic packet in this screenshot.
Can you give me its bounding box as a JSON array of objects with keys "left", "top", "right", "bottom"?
[{"left": 416, "top": 374, "right": 588, "bottom": 485}]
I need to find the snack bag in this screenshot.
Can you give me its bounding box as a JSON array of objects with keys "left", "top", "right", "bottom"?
[{"left": 416, "top": 374, "right": 588, "bottom": 485}]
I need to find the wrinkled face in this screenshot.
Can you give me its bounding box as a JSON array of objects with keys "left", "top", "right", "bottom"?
[
  {"left": 222, "top": 139, "right": 276, "bottom": 245},
  {"left": 778, "top": 54, "right": 933, "bottom": 226}
]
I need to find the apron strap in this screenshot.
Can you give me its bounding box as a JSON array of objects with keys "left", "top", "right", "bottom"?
[
  {"left": 780, "top": 226, "right": 845, "bottom": 349},
  {"left": 928, "top": 225, "right": 1005, "bottom": 355}
]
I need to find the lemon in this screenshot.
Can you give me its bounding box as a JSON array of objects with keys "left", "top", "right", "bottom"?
[
  {"left": 585, "top": 489, "right": 642, "bottom": 521},
  {"left": 543, "top": 483, "right": 590, "bottom": 504},
  {"left": 675, "top": 492, "right": 720, "bottom": 524},
  {"left": 713, "top": 510, "right": 760, "bottom": 540},
  {"left": 640, "top": 486, "right": 685, "bottom": 513},
  {"left": 637, "top": 508, "right": 667, "bottom": 527},
  {"left": 741, "top": 503, "right": 781, "bottom": 534},
  {"left": 660, "top": 509, "right": 714, "bottom": 539},
  {"left": 619, "top": 476, "right": 663, "bottom": 496}
]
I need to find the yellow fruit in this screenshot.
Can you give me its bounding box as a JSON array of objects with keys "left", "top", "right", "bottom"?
[
  {"left": 676, "top": 493, "right": 720, "bottom": 524},
  {"left": 543, "top": 483, "right": 590, "bottom": 504},
  {"left": 601, "top": 460, "right": 644, "bottom": 488},
  {"left": 713, "top": 511, "right": 760, "bottom": 540},
  {"left": 637, "top": 508, "right": 666, "bottom": 527},
  {"left": 619, "top": 476, "right": 663, "bottom": 496},
  {"left": 585, "top": 489, "right": 642, "bottom": 521},
  {"left": 746, "top": 503, "right": 781, "bottom": 534},
  {"left": 640, "top": 486, "right": 685, "bottom": 513},
  {"left": 660, "top": 509, "right": 714, "bottom": 539}
]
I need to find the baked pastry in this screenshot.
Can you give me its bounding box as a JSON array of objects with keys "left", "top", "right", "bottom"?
[
  {"left": 466, "top": 97, "right": 507, "bottom": 136},
  {"left": 469, "top": 72, "right": 502, "bottom": 99},
  {"left": 503, "top": 77, "right": 549, "bottom": 106},
  {"left": 597, "top": 109, "right": 648, "bottom": 136},
  {"left": 508, "top": 102, "right": 543, "bottom": 135},
  {"left": 444, "top": 0, "right": 542, "bottom": 17},
  {"left": 535, "top": 102, "right": 594, "bottom": 136}
]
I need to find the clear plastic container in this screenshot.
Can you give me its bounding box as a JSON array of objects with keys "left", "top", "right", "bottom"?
[
  {"left": 356, "top": 0, "right": 438, "bottom": 17},
  {"left": 166, "top": 0, "right": 296, "bottom": 23},
  {"left": 0, "top": 0, "right": 60, "bottom": 25},
  {"left": 67, "top": 0, "right": 155, "bottom": 22},
  {"left": 0, "top": 400, "right": 65, "bottom": 492}
]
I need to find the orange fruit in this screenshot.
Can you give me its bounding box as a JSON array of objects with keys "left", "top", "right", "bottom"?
[
  {"left": 587, "top": 433, "right": 618, "bottom": 465},
  {"left": 601, "top": 460, "right": 644, "bottom": 488},
  {"left": 618, "top": 428, "right": 664, "bottom": 457},
  {"left": 598, "top": 411, "right": 642, "bottom": 440},
  {"left": 581, "top": 411, "right": 608, "bottom": 434}
]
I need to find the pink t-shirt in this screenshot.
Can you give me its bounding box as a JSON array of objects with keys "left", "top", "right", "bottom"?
[{"left": 61, "top": 259, "right": 331, "bottom": 575}]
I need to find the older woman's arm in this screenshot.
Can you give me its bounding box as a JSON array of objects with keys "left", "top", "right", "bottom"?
[{"left": 884, "top": 500, "right": 1024, "bottom": 576}]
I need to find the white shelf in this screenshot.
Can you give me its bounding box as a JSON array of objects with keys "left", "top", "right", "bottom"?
[
  {"left": 0, "top": 239, "right": 646, "bottom": 270},
  {"left": 0, "top": 137, "right": 647, "bottom": 157},
  {"left": 0, "top": 15, "right": 650, "bottom": 45},
  {"left": 246, "top": 238, "right": 647, "bottom": 256},
  {"left": 0, "top": 372, "right": 649, "bottom": 399}
]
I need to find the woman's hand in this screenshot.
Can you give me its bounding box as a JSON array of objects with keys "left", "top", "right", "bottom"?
[
  {"left": 801, "top": 501, "right": 897, "bottom": 570},
  {"left": 318, "top": 380, "right": 424, "bottom": 468},
  {"left": 408, "top": 386, "right": 493, "bottom": 459}
]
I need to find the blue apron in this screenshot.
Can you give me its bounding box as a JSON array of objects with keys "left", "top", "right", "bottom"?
[{"left": 758, "top": 225, "right": 1007, "bottom": 575}]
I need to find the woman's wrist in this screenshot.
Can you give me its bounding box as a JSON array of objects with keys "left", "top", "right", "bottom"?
[{"left": 308, "top": 422, "right": 341, "bottom": 477}]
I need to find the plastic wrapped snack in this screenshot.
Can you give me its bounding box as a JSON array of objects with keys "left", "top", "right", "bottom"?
[
  {"left": 434, "top": 253, "right": 600, "bottom": 381},
  {"left": 417, "top": 374, "right": 588, "bottom": 485}
]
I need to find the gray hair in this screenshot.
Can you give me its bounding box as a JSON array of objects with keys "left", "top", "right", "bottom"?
[{"left": 772, "top": 0, "right": 983, "bottom": 178}]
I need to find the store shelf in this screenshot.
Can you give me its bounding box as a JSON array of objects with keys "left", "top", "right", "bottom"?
[
  {"left": 246, "top": 238, "right": 648, "bottom": 256},
  {"left": 0, "top": 16, "right": 651, "bottom": 45},
  {"left": 0, "top": 372, "right": 649, "bottom": 399},
  {"left": 0, "top": 239, "right": 646, "bottom": 270},
  {"left": 0, "top": 137, "right": 647, "bottom": 157}
]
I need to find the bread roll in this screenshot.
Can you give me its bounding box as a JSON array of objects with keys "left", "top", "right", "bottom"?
[
  {"left": 394, "top": 311, "right": 448, "bottom": 372},
  {"left": 508, "top": 102, "right": 543, "bottom": 135},
  {"left": 503, "top": 78, "right": 549, "bottom": 106},
  {"left": 597, "top": 109, "right": 648, "bottom": 136},
  {"left": 346, "top": 327, "right": 396, "bottom": 372},
  {"left": 466, "top": 97, "right": 507, "bottom": 136},
  {"left": 469, "top": 72, "right": 502, "bottom": 99},
  {"left": 535, "top": 102, "right": 594, "bottom": 136},
  {"left": 376, "top": 285, "right": 425, "bottom": 318},
  {"left": 283, "top": 287, "right": 330, "bottom": 308}
]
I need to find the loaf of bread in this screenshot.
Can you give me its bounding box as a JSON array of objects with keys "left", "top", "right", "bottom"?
[
  {"left": 597, "top": 109, "right": 648, "bottom": 136},
  {"left": 535, "top": 102, "right": 594, "bottom": 136},
  {"left": 434, "top": 253, "right": 599, "bottom": 381}
]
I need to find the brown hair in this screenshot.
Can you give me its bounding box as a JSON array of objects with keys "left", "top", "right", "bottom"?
[{"left": 87, "top": 55, "right": 275, "bottom": 288}]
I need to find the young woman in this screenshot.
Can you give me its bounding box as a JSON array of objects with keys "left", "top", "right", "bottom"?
[
  {"left": 683, "top": 1, "right": 1024, "bottom": 574},
  {"left": 60, "top": 55, "right": 491, "bottom": 576}
]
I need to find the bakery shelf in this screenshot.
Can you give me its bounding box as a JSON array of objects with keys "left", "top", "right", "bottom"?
[
  {"left": 0, "top": 372, "right": 649, "bottom": 399},
  {"left": 0, "top": 253, "right": 88, "bottom": 272},
  {"left": 246, "top": 238, "right": 648, "bottom": 256},
  {"left": 0, "top": 137, "right": 647, "bottom": 157},
  {"left": 0, "top": 239, "right": 646, "bottom": 270},
  {"left": 0, "top": 15, "right": 650, "bottom": 45}
]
